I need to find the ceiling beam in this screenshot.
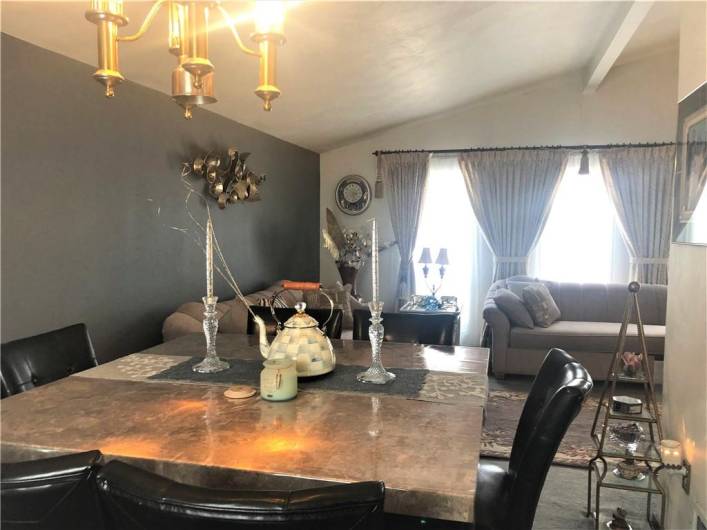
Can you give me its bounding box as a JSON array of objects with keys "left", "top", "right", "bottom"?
[{"left": 583, "top": 1, "right": 654, "bottom": 94}]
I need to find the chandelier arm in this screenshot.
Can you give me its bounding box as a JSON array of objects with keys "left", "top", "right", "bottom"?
[
  {"left": 215, "top": 4, "right": 261, "bottom": 57},
  {"left": 117, "top": 0, "right": 169, "bottom": 42}
]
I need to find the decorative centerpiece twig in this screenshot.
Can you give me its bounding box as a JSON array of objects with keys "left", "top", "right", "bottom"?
[{"left": 165, "top": 165, "right": 268, "bottom": 373}]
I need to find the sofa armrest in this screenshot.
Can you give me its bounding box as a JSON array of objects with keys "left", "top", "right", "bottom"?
[
  {"left": 483, "top": 300, "right": 511, "bottom": 378},
  {"left": 162, "top": 301, "right": 230, "bottom": 342},
  {"left": 162, "top": 311, "right": 203, "bottom": 342}
]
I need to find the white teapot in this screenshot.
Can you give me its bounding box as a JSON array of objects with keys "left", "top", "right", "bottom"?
[{"left": 253, "top": 298, "right": 336, "bottom": 377}]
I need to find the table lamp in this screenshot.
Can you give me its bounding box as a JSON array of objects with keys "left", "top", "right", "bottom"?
[
  {"left": 418, "top": 247, "right": 449, "bottom": 298},
  {"left": 435, "top": 248, "right": 449, "bottom": 280},
  {"left": 419, "top": 247, "right": 433, "bottom": 278}
]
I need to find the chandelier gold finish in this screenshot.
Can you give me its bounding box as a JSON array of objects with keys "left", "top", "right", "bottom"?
[{"left": 85, "top": 0, "right": 288, "bottom": 119}]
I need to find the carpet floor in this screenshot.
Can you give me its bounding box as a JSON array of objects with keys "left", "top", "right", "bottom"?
[
  {"left": 481, "top": 376, "right": 663, "bottom": 530},
  {"left": 485, "top": 458, "right": 661, "bottom": 530},
  {"left": 482, "top": 376, "right": 662, "bottom": 467},
  {"left": 481, "top": 389, "right": 600, "bottom": 466}
]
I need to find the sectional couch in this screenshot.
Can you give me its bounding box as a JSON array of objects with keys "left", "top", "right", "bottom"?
[{"left": 483, "top": 276, "right": 667, "bottom": 380}]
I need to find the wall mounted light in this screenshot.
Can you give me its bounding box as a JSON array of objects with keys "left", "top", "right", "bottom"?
[{"left": 659, "top": 439, "right": 691, "bottom": 494}]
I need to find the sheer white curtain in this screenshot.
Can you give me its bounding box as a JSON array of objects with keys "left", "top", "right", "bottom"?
[
  {"left": 413, "top": 155, "right": 494, "bottom": 345},
  {"left": 529, "top": 152, "right": 630, "bottom": 283}
]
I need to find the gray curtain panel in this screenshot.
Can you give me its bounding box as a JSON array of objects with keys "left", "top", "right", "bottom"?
[
  {"left": 379, "top": 152, "right": 431, "bottom": 303},
  {"left": 458, "top": 149, "right": 569, "bottom": 280},
  {"left": 599, "top": 145, "right": 676, "bottom": 285}
]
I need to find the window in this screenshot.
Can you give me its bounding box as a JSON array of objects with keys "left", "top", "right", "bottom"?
[
  {"left": 413, "top": 155, "right": 493, "bottom": 345},
  {"left": 529, "top": 153, "right": 629, "bottom": 283}
]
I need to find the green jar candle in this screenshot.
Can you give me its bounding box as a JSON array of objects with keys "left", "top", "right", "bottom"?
[{"left": 260, "top": 359, "right": 298, "bottom": 401}]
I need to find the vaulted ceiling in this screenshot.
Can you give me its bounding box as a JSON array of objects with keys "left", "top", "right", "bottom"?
[{"left": 1, "top": 1, "right": 681, "bottom": 152}]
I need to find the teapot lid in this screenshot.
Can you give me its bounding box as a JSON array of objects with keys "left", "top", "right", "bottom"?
[{"left": 283, "top": 302, "right": 319, "bottom": 329}]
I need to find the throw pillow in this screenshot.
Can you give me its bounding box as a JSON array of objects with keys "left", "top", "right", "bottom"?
[
  {"left": 507, "top": 280, "right": 534, "bottom": 299},
  {"left": 522, "top": 283, "right": 561, "bottom": 327},
  {"left": 493, "top": 288, "right": 535, "bottom": 329}
]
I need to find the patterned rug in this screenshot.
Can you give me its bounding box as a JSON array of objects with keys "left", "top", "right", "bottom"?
[{"left": 481, "top": 389, "right": 601, "bottom": 468}]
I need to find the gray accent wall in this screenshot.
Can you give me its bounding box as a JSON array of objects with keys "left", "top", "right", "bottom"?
[{"left": 1, "top": 34, "right": 320, "bottom": 362}]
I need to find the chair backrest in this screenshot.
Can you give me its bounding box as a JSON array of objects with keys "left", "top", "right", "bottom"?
[
  {"left": 506, "top": 348, "right": 593, "bottom": 530},
  {"left": 97, "top": 460, "right": 385, "bottom": 530},
  {"left": 246, "top": 306, "right": 343, "bottom": 339},
  {"left": 352, "top": 310, "right": 457, "bottom": 346},
  {"left": 1, "top": 450, "right": 105, "bottom": 530},
  {"left": 1, "top": 323, "right": 98, "bottom": 397}
]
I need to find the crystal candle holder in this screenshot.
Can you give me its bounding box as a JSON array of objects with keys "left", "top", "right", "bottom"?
[
  {"left": 357, "top": 301, "right": 396, "bottom": 384},
  {"left": 193, "top": 295, "right": 229, "bottom": 373}
]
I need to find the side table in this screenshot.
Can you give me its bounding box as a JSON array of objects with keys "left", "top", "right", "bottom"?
[{"left": 399, "top": 299, "right": 461, "bottom": 345}]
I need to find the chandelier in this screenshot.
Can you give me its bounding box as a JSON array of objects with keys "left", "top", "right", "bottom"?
[{"left": 85, "top": 1, "right": 288, "bottom": 119}]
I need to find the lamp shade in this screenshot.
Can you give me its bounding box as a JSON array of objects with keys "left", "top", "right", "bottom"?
[
  {"left": 418, "top": 247, "right": 432, "bottom": 264},
  {"left": 435, "top": 248, "right": 449, "bottom": 265}
]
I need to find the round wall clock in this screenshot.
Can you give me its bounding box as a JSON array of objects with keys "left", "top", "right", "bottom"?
[{"left": 335, "top": 175, "right": 371, "bottom": 215}]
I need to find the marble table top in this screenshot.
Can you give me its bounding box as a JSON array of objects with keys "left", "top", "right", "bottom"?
[{"left": 0, "top": 334, "right": 489, "bottom": 523}]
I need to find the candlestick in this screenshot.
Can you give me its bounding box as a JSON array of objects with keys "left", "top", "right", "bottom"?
[
  {"left": 206, "top": 217, "right": 214, "bottom": 298},
  {"left": 371, "top": 218, "right": 379, "bottom": 303},
  {"left": 192, "top": 295, "right": 229, "bottom": 373},
  {"left": 357, "top": 300, "right": 396, "bottom": 384}
]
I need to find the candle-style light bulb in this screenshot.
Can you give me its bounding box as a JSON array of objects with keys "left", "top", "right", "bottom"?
[
  {"left": 206, "top": 217, "right": 214, "bottom": 298},
  {"left": 660, "top": 440, "right": 683, "bottom": 467}
]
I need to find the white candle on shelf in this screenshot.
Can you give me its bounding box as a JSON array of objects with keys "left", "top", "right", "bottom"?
[
  {"left": 371, "top": 218, "right": 379, "bottom": 304},
  {"left": 206, "top": 218, "right": 214, "bottom": 298}
]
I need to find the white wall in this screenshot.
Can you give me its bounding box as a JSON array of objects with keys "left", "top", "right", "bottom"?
[
  {"left": 663, "top": 3, "right": 707, "bottom": 528},
  {"left": 664, "top": 244, "right": 707, "bottom": 529},
  {"left": 677, "top": 1, "right": 707, "bottom": 102},
  {"left": 320, "top": 50, "right": 679, "bottom": 307}
]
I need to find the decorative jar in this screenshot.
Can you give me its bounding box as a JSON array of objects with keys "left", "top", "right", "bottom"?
[{"left": 260, "top": 359, "right": 298, "bottom": 402}]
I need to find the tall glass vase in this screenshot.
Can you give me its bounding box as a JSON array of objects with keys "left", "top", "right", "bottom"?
[
  {"left": 193, "top": 296, "right": 229, "bottom": 373},
  {"left": 357, "top": 301, "right": 396, "bottom": 384}
]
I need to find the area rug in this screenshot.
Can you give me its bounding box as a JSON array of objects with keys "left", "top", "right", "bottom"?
[{"left": 481, "top": 389, "right": 602, "bottom": 468}]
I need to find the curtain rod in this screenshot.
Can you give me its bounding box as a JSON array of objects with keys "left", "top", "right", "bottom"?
[{"left": 372, "top": 141, "right": 676, "bottom": 156}]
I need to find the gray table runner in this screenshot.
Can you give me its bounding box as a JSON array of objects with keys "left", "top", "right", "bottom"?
[{"left": 150, "top": 357, "right": 429, "bottom": 398}]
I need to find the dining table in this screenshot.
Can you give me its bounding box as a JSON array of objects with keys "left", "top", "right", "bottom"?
[{"left": 0, "top": 333, "right": 489, "bottom": 524}]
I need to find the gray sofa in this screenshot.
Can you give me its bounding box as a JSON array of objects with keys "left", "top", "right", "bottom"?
[
  {"left": 483, "top": 276, "right": 667, "bottom": 381},
  {"left": 162, "top": 280, "right": 365, "bottom": 342},
  {"left": 162, "top": 281, "right": 305, "bottom": 342}
]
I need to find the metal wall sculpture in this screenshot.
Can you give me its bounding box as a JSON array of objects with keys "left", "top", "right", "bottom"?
[{"left": 187, "top": 148, "right": 266, "bottom": 208}]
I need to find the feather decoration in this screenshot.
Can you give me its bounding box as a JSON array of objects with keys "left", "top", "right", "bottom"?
[
  {"left": 326, "top": 208, "right": 347, "bottom": 251},
  {"left": 322, "top": 229, "right": 340, "bottom": 262}
]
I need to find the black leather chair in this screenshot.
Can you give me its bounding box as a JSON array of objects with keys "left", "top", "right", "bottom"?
[
  {"left": 96, "top": 460, "right": 385, "bottom": 529},
  {"left": 1, "top": 323, "right": 98, "bottom": 397},
  {"left": 247, "top": 306, "right": 343, "bottom": 339},
  {"left": 474, "top": 348, "right": 593, "bottom": 530},
  {"left": 1, "top": 450, "right": 106, "bottom": 530},
  {"left": 352, "top": 310, "right": 457, "bottom": 346}
]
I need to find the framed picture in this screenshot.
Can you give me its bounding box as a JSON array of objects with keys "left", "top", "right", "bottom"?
[{"left": 673, "top": 82, "right": 707, "bottom": 245}]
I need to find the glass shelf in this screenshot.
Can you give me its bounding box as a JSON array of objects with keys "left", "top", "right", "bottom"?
[
  {"left": 590, "top": 460, "right": 663, "bottom": 494},
  {"left": 609, "top": 373, "right": 649, "bottom": 384},
  {"left": 599, "top": 466, "right": 663, "bottom": 494},
  {"left": 600, "top": 401, "right": 658, "bottom": 423},
  {"left": 591, "top": 433, "right": 662, "bottom": 463}
]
